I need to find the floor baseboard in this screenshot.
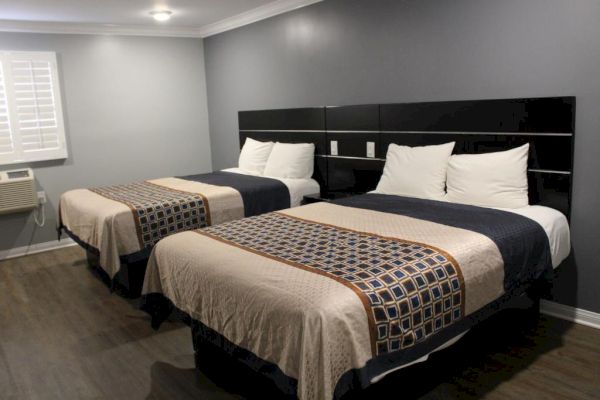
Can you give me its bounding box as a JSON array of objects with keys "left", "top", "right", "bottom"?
[
  {"left": 540, "top": 299, "right": 600, "bottom": 330},
  {"left": 0, "top": 238, "right": 77, "bottom": 261}
]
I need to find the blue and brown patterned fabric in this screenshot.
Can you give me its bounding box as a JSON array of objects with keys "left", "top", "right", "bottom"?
[
  {"left": 201, "top": 212, "right": 465, "bottom": 355},
  {"left": 90, "top": 181, "right": 210, "bottom": 250},
  {"left": 59, "top": 170, "right": 296, "bottom": 286},
  {"left": 334, "top": 194, "right": 554, "bottom": 290}
]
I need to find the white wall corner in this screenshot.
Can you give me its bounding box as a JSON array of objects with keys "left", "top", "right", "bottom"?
[
  {"left": 0, "top": 237, "right": 76, "bottom": 261},
  {"left": 540, "top": 299, "right": 600, "bottom": 330}
]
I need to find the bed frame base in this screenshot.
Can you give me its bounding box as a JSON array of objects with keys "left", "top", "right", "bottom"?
[
  {"left": 190, "top": 318, "right": 298, "bottom": 399},
  {"left": 85, "top": 250, "right": 148, "bottom": 298},
  {"left": 186, "top": 279, "right": 549, "bottom": 399}
]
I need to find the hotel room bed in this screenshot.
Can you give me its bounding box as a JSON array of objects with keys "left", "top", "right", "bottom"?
[
  {"left": 141, "top": 193, "right": 569, "bottom": 400},
  {"left": 58, "top": 167, "right": 320, "bottom": 287}
]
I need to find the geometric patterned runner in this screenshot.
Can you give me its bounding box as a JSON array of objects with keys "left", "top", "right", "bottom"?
[
  {"left": 199, "top": 212, "right": 464, "bottom": 356},
  {"left": 91, "top": 181, "right": 210, "bottom": 249}
]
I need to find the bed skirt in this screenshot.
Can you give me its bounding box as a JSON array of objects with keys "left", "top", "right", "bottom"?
[{"left": 140, "top": 280, "right": 549, "bottom": 400}]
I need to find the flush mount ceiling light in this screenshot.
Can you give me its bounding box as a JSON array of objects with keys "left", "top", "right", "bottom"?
[{"left": 150, "top": 10, "right": 172, "bottom": 22}]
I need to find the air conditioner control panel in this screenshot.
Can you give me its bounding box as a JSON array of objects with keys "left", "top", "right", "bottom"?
[{"left": 0, "top": 168, "right": 33, "bottom": 182}]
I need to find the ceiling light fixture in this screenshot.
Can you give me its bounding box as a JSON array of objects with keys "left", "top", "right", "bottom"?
[{"left": 150, "top": 10, "right": 172, "bottom": 22}]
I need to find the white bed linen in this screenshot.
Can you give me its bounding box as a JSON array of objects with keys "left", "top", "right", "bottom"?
[
  {"left": 223, "top": 167, "right": 320, "bottom": 207},
  {"left": 371, "top": 203, "right": 570, "bottom": 383},
  {"left": 498, "top": 205, "right": 571, "bottom": 268}
]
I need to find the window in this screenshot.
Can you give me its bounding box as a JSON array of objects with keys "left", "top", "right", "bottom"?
[{"left": 0, "top": 51, "right": 67, "bottom": 165}]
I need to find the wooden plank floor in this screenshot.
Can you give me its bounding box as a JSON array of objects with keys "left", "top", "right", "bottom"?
[{"left": 0, "top": 246, "right": 598, "bottom": 399}]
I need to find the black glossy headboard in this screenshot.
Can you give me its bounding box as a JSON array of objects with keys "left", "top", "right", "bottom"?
[{"left": 239, "top": 96, "right": 575, "bottom": 216}]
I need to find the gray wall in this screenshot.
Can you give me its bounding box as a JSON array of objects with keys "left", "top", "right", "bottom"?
[
  {"left": 0, "top": 33, "right": 211, "bottom": 251},
  {"left": 205, "top": 0, "right": 600, "bottom": 313}
]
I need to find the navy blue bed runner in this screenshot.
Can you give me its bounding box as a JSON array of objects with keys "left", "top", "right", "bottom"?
[{"left": 179, "top": 171, "right": 290, "bottom": 217}]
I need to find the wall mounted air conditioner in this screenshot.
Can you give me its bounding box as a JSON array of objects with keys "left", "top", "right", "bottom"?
[{"left": 0, "top": 168, "right": 38, "bottom": 215}]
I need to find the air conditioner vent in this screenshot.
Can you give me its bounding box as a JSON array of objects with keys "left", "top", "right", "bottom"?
[{"left": 0, "top": 168, "right": 37, "bottom": 214}]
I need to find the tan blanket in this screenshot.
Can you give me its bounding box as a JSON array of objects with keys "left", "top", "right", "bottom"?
[
  {"left": 59, "top": 177, "right": 244, "bottom": 278},
  {"left": 143, "top": 201, "right": 509, "bottom": 400}
]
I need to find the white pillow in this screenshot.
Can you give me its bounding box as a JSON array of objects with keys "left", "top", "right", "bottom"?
[
  {"left": 445, "top": 144, "right": 530, "bottom": 209},
  {"left": 375, "top": 142, "right": 455, "bottom": 200},
  {"left": 263, "top": 142, "right": 315, "bottom": 179},
  {"left": 238, "top": 138, "right": 274, "bottom": 175}
]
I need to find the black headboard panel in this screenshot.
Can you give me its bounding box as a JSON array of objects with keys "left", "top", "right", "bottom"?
[
  {"left": 239, "top": 107, "right": 325, "bottom": 130},
  {"left": 325, "top": 105, "right": 383, "bottom": 193},
  {"left": 378, "top": 97, "right": 575, "bottom": 216},
  {"left": 379, "top": 97, "right": 574, "bottom": 133},
  {"left": 238, "top": 97, "right": 575, "bottom": 216},
  {"left": 238, "top": 107, "right": 327, "bottom": 189}
]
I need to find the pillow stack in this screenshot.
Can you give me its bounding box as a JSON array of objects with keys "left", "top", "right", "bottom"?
[
  {"left": 238, "top": 138, "right": 315, "bottom": 179},
  {"left": 375, "top": 142, "right": 530, "bottom": 209}
]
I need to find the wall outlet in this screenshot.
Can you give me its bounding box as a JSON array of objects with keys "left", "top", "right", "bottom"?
[
  {"left": 330, "top": 140, "right": 338, "bottom": 156},
  {"left": 37, "top": 191, "right": 46, "bottom": 205},
  {"left": 366, "top": 142, "right": 375, "bottom": 158}
]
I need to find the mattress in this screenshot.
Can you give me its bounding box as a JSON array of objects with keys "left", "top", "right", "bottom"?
[
  {"left": 142, "top": 193, "right": 558, "bottom": 400},
  {"left": 368, "top": 190, "right": 570, "bottom": 269},
  {"left": 59, "top": 169, "right": 319, "bottom": 280}
]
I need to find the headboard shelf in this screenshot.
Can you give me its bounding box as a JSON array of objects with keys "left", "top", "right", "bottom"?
[
  {"left": 317, "top": 154, "right": 386, "bottom": 161},
  {"left": 326, "top": 130, "right": 381, "bottom": 134},
  {"left": 239, "top": 96, "right": 575, "bottom": 216},
  {"left": 319, "top": 155, "right": 570, "bottom": 175},
  {"left": 239, "top": 129, "right": 327, "bottom": 133},
  {"left": 379, "top": 130, "right": 572, "bottom": 136},
  {"left": 529, "top": 169, "right": 571, "bottom": 175}
]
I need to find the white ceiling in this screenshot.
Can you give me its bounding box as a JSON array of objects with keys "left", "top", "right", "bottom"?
[{"left": 0, "top": 0, "right": 323, "bottom": 38}]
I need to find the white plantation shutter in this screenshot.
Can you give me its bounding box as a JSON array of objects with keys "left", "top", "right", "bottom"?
[
  {"left": 0, "top": 51, "right": 67, "bottom": 165},
  {"left": 0, "top": 63, "right": 13, "bottom": 156}
]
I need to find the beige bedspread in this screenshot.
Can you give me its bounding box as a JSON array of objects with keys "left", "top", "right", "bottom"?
[
  {"left": 59, "top": 177, "right": 244, "bottom": 278},
  {"left": 142, "top": 201, "right": 508, "bottom": 400}
]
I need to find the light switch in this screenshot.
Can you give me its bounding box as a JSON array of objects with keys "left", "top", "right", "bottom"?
[
  {"left": 330, "top": 140, "right": 338, "bottom": 156},
  {"left": 366, "top": 142, "right": 375, "bottom": 158}
]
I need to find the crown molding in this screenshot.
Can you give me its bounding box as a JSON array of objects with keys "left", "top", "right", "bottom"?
[
  {"left": 198, "top": 0, "right": 323, "bottom": 38},
  {"left": 0, "top": 0, "right": 324, "bottom": 39},
  {"left": 0, "top": 20, "right": 203, "bottom": 38}
]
